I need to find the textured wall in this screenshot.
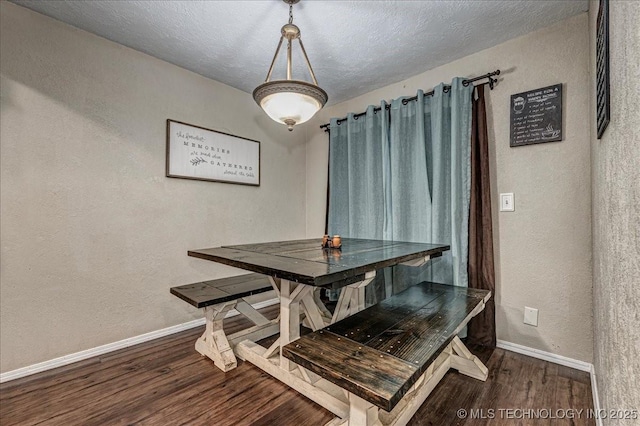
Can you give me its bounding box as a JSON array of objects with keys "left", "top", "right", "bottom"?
[
  {"left": 306, "top": 14, "right": 593, "bottom": 362},
  {"left": 589, "top": 0, "right": 640, "bottom": 419},
  {"left": 0, "top": 3, "right": 306, "bottom": 373}
]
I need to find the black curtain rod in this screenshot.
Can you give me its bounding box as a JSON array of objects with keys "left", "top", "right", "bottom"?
[{"left": 319, "top": 70, "right": 501, "bottom": 132}]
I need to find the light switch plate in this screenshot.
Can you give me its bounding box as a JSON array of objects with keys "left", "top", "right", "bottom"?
[
  {"left": 524, "top": 306, "right": 538, "bottom": 326},
  {"left": 500, "top": 193, "right": 515, "bottom": 212}
]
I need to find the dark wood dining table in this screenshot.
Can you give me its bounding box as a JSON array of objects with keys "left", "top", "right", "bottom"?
[{"left": 188, "top": 238, "right": 451, "bottom": 424}]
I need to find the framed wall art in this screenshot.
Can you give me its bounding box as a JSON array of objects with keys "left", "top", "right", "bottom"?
[
  {"left": 510, "top": 84, "right": 563, "bottom": 147},
  {"left": 166, "top": 119, "right": 260, "bottom": 186},
  {"left": 596, "top": 0, "right": 610, "bottom": 139}
]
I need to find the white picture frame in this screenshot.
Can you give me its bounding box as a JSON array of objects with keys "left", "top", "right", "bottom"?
[{"left": 166, "top": 119, "right": 260, "bottom": 186}]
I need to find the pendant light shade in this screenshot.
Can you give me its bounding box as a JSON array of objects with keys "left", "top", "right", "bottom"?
[
  {"left": 253, "top": 0, "right": 327, "bottom": 131},
  {"left": 254, "top": 80, "right": 327, "bottom": 128}
]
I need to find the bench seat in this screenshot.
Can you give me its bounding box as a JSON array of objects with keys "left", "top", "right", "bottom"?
[
  {"left": 170, "top": 273, "right": 273, "bottom": 308},
  {"left": 170, "top": 273, "right": 278, "bottom": 372},
  {"left": 283, "top": 281, "right": 491, "bottom": 413}
]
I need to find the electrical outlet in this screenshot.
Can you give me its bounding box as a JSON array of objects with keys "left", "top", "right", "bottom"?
[
  {"left": 524, "top": 307, "right": 538, "bottom": 327},
  {"left": 500, "top": 193, "right": 515, "bottom": 212}
]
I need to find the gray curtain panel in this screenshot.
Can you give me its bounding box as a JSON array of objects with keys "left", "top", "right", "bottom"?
[
  {"left": 391, "top": 80, "right": 473, "bottom": 294},
  {"left": 328, "top": 78, "right": 473, "bottom": 304},
  {"left": 328, "top": 104, "right": 390, "bottom": 240},
  {"left": 328, "top": 104, "right": 391, "bottom": 303}
]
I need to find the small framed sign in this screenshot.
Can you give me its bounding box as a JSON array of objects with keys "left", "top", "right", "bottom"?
[
  {"left": 166, "top": 119, "right": 260, "bottom": 186},
  {"left": 510, "top": 84, "right": 563, "bottom": 147},
  {"left": 596, "top": 0, "right": 610, "bottom": 139}
]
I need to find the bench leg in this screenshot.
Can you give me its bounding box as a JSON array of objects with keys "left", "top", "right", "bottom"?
[
  {"left": 325, "top": 394, "right": 381, "bottom": 426},
  {"left": 357, "top": 338, "right": 487, "bottom": 426},
  {"left": 195, "top": 301, "right": 238, "bottom": 372},
  {"left": 195, "top": 298, "right": 280, "bottom": 372},
  {"left": 349, "top": 394, "right": 381, "bottom": 426},
  {"left": 449, "top": 336, "right": 489, "bottom": 381},
  {"left": 376, "top": 348, "right": 452, "bottom": 426}
]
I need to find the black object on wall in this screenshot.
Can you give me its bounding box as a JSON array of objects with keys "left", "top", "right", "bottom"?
[
  {"left": 596, "top": 0, "right": 610, "bottom": 139},
  {"left": 510, "top": 84, "right": 563, "bottom": 147}
]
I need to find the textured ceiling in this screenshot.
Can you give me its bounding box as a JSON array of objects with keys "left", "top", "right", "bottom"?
[{"left": 11, "top": 0, "right": 588, "bottom": 105}]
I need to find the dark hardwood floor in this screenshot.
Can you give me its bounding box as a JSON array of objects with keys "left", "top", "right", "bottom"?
[{"left": 0, "top": 306, "right": 594, "bottom": 425}]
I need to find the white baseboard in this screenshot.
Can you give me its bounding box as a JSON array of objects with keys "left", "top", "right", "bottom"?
[
  {"left": 0, "top": 298, "right": 280, "bottom": 384},
  {"left": 496, "top": 339, "right": 592, "bottom": 372},
  {"left": 590, "top": 364, "right": 603, "bottom": 426}
]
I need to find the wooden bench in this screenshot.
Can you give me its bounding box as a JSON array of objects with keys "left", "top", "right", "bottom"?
[
  {"left": 283, "top": 281, "right": 491, "bottom": 426},
  {"left": 170, "top": 273, "right": 279, "bottom": 372}
]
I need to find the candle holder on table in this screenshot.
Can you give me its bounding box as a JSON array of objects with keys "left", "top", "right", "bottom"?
[{"left": 321, "top": 234, "right": 342, "bottom": 249}]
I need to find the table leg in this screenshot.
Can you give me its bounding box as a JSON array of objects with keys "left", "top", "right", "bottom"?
[
  {"left": 332, "top": 271, "right": 376, "bottom": 323},
  {"left": 280, "top": 279, "right": 313, "bottom": 370},
  {"left": 313, "top": 288, "right": 333, "bottom": 320},
  {"left": 235, "top": 278, "right": 353, "bottom": 419},
  {"left": 278, "top": 274, "right": 377, "bottom": 369}
]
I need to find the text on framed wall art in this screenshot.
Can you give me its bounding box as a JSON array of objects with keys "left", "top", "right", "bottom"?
[
  {"left": 510, "top": 84, "right": 563, "bottom": 147},
  {"left": 166, "top": 120, "right": 260, "bottom": 186}
]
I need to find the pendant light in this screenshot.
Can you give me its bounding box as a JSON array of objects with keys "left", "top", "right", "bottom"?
[{"left": 253, "top": 0, "right": 328, "bottom": 131}]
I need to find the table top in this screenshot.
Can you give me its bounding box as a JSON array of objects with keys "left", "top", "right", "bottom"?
[{"left": 188, "top": 238, "right": 450, "bottom": 288}]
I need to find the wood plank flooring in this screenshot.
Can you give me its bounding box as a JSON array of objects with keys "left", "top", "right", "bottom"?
[{"left": 0, "top": 306, "right": 594, "bottom": 425}]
